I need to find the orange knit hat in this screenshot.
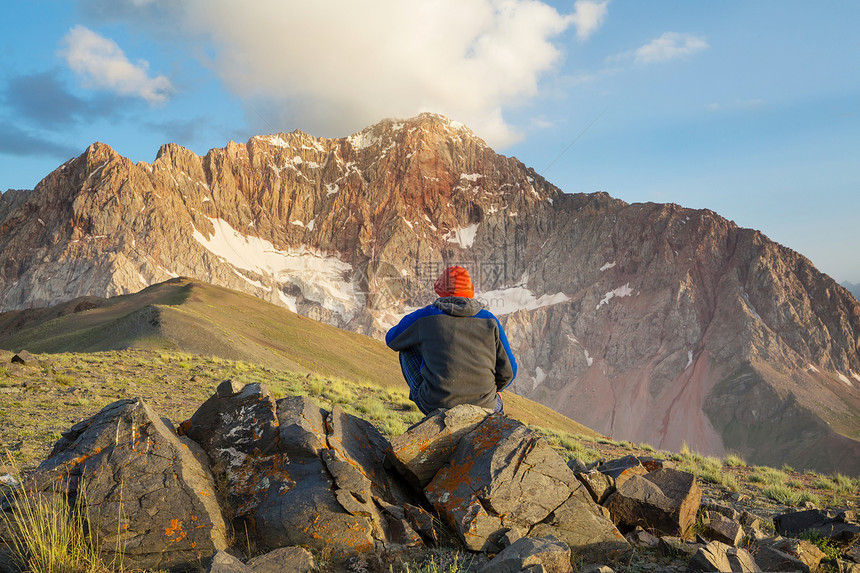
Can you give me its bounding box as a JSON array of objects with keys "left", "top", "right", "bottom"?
[{"left": 434, "top": 266, "right": 474, "bottom": 298}]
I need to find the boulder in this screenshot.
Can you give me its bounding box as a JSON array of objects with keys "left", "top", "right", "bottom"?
[
  {"left": 477, "top": 536, "right": 573, "bottom": 573},
  {"left": 604, "top": 468, "right": 701, "bottom": 536},
  {"left": 206, "top": 548, "right": 315, "bottom": 573},
  {"left": 387, "top": 404, "right": 491, "bottom": 487},
  {"left": 839, "top": 559, "right": 860, "bottom": 573},
  {"left": 773, "top": 509, "right": 860, "bottom": 545},
  {"left": 753, "top": 538, "right": 827, "bottom": 573},
  {"left": 740, "top": 510, "right": 763, "bottom": 531},
  {"left": 253, "top": 455, "right": 376, "bottom": 554},
  {"left": 183, "top": 385, "right": 407, "bottom": 557},
  {"left": 577, "top": 470, "right": 615, "bottom": 504},
  {"left": 207, "top": 551, "right": 251, "bottom": 573},
  {"left": 753, "top": 546, "right": 810, "bottom": 573},
  {"left": 179, "top": 380, "right": 282, "bottom": 517},
  {"left": 30, "top": 398, "right": 228, "bottom": 572},
  {"left": 426, "top": 414, "right": 628, "bottom": 562},
  {"left": 425, "top": 415, "right": 575, "bottom": 551},
  {"left": 276, "top": 392, "right": 329, "bottom": 457},
  {"left": 246, "top": 547, "right": 315, "bottom": 573},
  {"left": 528, "top": 486, "right": 632, "bottom": 564},
  {"left": 595, "top": 455, "right": 649, "bottom": 487},
  {"left": 625, "top": 527, "right": 659, "bottom": 548},
  {"left": 375, "top": 499, "right": 436, "bottom": 546},
  {"left": 847, "top": 539, "right": 860, "bottom": 563},
  {"left": 657, "top": 536, "right": 702, "bottom": 559},
  {"left": 745, "top": 527, "right": 770, "bottom": 545},
  {"left": 702, "top": 501, "right": 741, "bottom": 521},
  {"left": 687, "top": 541, "right": 760, "bottom": 572},
  {"left": 568, "top": 458, "right": 589, "bottom": 473},
  {"left": 9, "top": 350, "right": 38, "bottom": 367},
  {"left": 702, "top": 513, "right": 744, "bottom": 546},
  {"left": 326, "top": 404, "right": 414, "bottom": 507}
]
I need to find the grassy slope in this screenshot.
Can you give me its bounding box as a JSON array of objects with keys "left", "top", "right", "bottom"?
[
  {"left": 1, "top": 350, "right": 857, "bottom": 515},
  {"left": 0, "top": 278, "right": 595, "bottom": 438}
]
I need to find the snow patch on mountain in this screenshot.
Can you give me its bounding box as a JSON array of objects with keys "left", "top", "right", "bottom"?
[
  {"left": 596, "top": 283, "right": 634, "bottom": 310},
  {"left": 444, "top": 224, "right": 479, "bottom": 248},
  {"left": 191, "top": 216, "right": 357, "bottom": 319},
  {"left": 255, "top": 135, "right": 290, "bottom": 148},
  {"left": 478, "top": 286, "right": 570, "bottom": 316},
  {"left": 347, "top": 130, "right": 380, "bottom": 150}
]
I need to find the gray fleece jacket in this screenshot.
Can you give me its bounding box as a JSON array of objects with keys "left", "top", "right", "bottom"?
[{"left": 385, "top": 296, "right": 517, "bottom": 412}]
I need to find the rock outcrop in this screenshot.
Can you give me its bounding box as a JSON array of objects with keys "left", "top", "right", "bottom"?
[
  {"left": 1, "top": 113, "right": 859, "bottom": 474},
  {"left": 773, "top": 508, "right": 860, "bottom": 546},
  {"left": 10, "top": 387, "right": 860, "bottom": 573},
  {"left": 477, "top": 536, "right": 573, "bottom": 573},
  {"left": 423, "top": 413, "right": 630, "bottom": 561},
  {"left": 179, "top": 381, "right": 415, "bottom": 556},
  {"left": 686, "top": 541, "right": 759, "bottom": 573},
  {"left": 27, "top": 399, "right": 228, "bottom": 571},
  {"left": 603, "top": 468, "right": 702, "bottom": 537}
]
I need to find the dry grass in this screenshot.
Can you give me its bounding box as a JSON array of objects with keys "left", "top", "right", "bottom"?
[{"left": 0, "top": 454, "right": 116, "bottom": 573}]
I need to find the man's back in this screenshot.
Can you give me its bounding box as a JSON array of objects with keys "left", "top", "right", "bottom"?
[
  {"left": 386, "top": 296, "right": 514, "bottom": 411},
  {"left": 386, "top": 267, "right": 517, "bottom": 415}
]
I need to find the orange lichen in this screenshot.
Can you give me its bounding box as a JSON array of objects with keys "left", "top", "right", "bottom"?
[
  {"left": 164, "top": 519, "right": 187, "bottom": 542},
  {"left": 71, "top": 446, "right": 103, "bottom": 465}
]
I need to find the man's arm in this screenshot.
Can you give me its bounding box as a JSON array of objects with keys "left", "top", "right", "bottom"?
[
  {"left": 492, "top": 316, "right": 517, "bottom": 391},
  {"left": 385, "top": 305, "right": 441, "bottom": 351}
]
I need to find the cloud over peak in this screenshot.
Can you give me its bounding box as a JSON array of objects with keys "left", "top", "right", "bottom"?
[
  {"left": 569, "top": 0, "right": 609, "bottom": 41},
  {"left": 82, "top": 0, "right": 604, "bottom": 148},
  {"left": 60, "top": 25, "right": 173, "bottom": 104},
  {"left": 188, "top": 1, "right": 579, "bottom": 147},
  {"left": 634, "top": 32, "right": 708, "bottom": 64}
]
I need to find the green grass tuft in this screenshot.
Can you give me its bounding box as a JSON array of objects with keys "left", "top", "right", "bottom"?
[
  {"left": 762, "top": 484, "right": 801, "bottom": 505},
  {"left": 830, "top": 473, "right": 859, "bottom": 494},
  {"left": 54, "top": 373, "right": 76, "bottom": 386},
  {"left": 749, "top": 466, "right": 788, "bottom": 486},
  {"left": 812, "top": 477, "right": 835, "bottom": 491},
  {"left": 395, "top": 548, "right": 475, "bottom": 573},
  {"left": 355, "top": 397, "right": 387, "bottom": 419},
  {"left": 799, "top": 531, "right": 842, "bottom": 560}
]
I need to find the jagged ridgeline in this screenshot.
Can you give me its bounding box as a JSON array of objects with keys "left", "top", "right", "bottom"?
[{"left": 0, "top": 113, "right": 858, "bottom": 474}]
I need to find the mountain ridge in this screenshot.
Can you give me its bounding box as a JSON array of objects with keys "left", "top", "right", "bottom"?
[
  {"left": 1, "top": 112, "right": 858, "bottom": 473},
  {"left": 0, "top": 276, "right": 594, "bottom": 438}
]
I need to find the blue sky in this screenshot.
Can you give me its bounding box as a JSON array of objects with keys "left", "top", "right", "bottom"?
[{"left": 2, "top": 1, "right": 858, "bottom": 283}]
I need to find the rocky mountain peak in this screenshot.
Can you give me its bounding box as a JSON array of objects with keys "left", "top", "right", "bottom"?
[{"left": 1, "top": 114, "right": 859, "bottom": 473}]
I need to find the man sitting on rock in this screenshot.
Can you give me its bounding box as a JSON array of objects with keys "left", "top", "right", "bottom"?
[{"left": 385, "top": 265, "right": 517, "bottom": 415}]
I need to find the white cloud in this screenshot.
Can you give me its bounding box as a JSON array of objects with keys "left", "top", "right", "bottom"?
[
  {"left": 633, "top": 32, "right": 708, "bottom": 64},
  {"left": 569, "top": 0, "right": 609, "bottom": 41},
  {"left": 60, "top": 25, "right": 173, "bottom": 104},
  {"left": 95, "top": 0, "right": 581, "bottom": 148}
]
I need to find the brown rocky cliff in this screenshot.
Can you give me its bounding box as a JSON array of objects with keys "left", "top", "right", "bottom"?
[{"left": 0, "top": 113, "right": 858, "bottom": 473}]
